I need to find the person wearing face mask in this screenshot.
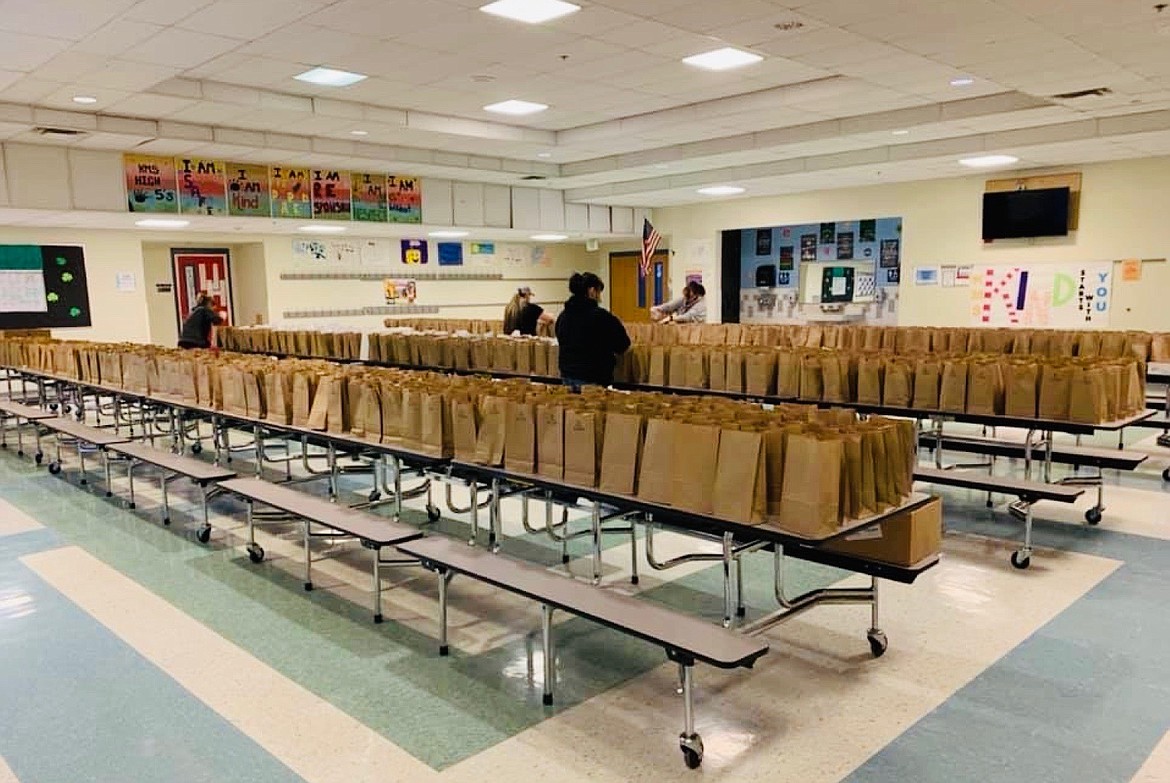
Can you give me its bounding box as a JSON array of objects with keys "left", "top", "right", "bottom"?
[
  {"left": 651, "top": 280, "right": 707, "bottom": 324},
  {"left": 554, "top": 272, "right": 630, "bottom": 389},
  {"left": 502, "top": 286, "right": 554, "bottom": 336}
]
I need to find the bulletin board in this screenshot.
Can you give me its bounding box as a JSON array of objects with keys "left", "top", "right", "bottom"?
[
  {"left": 969, "top": 262, "right": 1112, "bottom": 328},
  {"left": 739, "top": 216, "right": 902, "bottom": 294},
  {"left": 0, "top": 245, "right": 91, "bottom": 328}
]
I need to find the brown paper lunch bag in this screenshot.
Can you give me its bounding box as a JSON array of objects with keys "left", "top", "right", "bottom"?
[
  {"left": 725, "top": 350, "right": 746, "bottom": 394},
  {"left": 882, "top": 358, "right": 914, "bottom": 408},
  {"left": 856, "top": 355, "right": 884, "bottom": 406},
  {"left": 965, "top": 359, "right": 1004, "bottom": 415},
  {"left": 599, "top": 410, "right": 643, "bottom": 495},
  {"left": 912, "top": 358, "right": 941, "bottom": 411},
  {"left": 712, "top": 427, "right": 767, "bottom": 523},
  {"left": 1038, "top": 362, "right": 1074, "bottom": 420},
  {"left": 563, "top": 407, "right": 603, "bottom": 488},
  {"left": 474, "top": 396, "right": 507, "bottom": 466},
  {"left": 708, "top": 350, "right": 727, "bottom": 392},
  {"left": 938, "top": 359, "right": 968, "bottom": 414},
  {"left": 450, "top": 396, "right": 480, "bottom": 461},
  {"left": 1002, "top": 361, "right": 1039, "bottom": 418},
  {"left": 798, "top": 353, "right": 823, "bottom": 401},
  {"left": 668, "top": 346, "right": 689, "bottom": 388},
  {"left": 418, "top": 390, "right": 452, "bottom": 458},
  {"left": 504, "top": 398, "right": 537, "bottom": 474},
  {"left": 777, "top": 431, "right": 843, "bottom": 538},
  {"left": 668, "top": 421, "right": 720, "bottom": 515},
  {"left": 1069, "top": 365, "right": 1107, "bottom": 424},
  {"left": 636, "top": 416, "right": 675, "bottom": 504},
  {"left": 745, "top": 350, "right": 778, "bottom": 397},
  {"left": 536, "top": 403, "right": 565, "bottom": 480}
]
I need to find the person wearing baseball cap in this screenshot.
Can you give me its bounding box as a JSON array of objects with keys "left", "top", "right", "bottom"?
[{"left": 503, "top": 285, "right": 554, "bottom": 336}]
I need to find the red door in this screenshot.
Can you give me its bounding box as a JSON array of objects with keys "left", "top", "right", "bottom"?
[{"left": 172, "top": 249, "right": 233, "bottom": 329}]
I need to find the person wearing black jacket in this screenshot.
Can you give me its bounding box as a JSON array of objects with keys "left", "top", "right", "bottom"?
[
  {"left": 178, "top": 292, "right": 224, "bottom": 349},
  {"left": 555, "top": 272, "right": 631, "bottom": 389}
]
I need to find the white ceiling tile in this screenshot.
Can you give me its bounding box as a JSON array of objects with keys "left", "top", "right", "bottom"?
[
  {"left": 0, "top": 30, "right": 73, "bottom": 72},
  {"left": 124, "top": 0, "right": 213, "bottom": 26},
  {"left": 180, "top": 0, "right": 325, "bottom": 40},
  {"left": 75, "top": 61, "right": 179, "bottom": 92},
  {"left": 73, "top": 19, "right": 163, "bottom": 56},
  {"left": 123, "top": 27, "right": 242, "bottom": 69},
  {"left": 0, "top": 76, "right": 66, "bottom": 102},
  {"left": 0, "top": 0, "right": 135, "bottom": 41},
  {"left": 108, "top": 93, "right": 197, "bottom": 117}
]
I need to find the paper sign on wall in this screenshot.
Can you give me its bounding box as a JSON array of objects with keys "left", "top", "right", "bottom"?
[
  {"left": 400, "top": 239, "right": 428, "bottom": 265},
  {"left": 1120, "top": 259, "right": 1142, "bottom": 282},
  {"left": 125, "top": 154, "right": 178, "bottom": 213},
  {"left": 383, "top": 278, "right": 417, "bottom": 304}
]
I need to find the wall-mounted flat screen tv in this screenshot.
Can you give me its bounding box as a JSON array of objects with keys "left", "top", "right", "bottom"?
[{"left": 982, "top": 186, "right": 1070, "bottom": 240}]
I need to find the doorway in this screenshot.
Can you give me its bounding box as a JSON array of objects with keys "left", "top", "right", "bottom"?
[
  {"left": 609, "top": 250, "right": 668, "bottom": 323},
  {"left": 171, "top": 248, "right": 234, "bottom": 330}
]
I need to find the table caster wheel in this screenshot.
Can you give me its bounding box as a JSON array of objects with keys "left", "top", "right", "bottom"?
[
  {"left": 34, "top": 452, "right": 43, "bottom": 465},
  {"left": 49, "top": 403, "right": 58, "bottom": 412},
  {"left": 162, "top": 517, "right": 171, "bottom": 526},
  {"left": 191, "top": 442, "right": 203, "bottom": 456},
  {"left": 867, "top": 630, "right": 888, "bottom": 658},
  {"left": 426, "top": 504, "right": 441, "bottom": 522},
  {"left": 48, "top": 461, "right": 61, "bottom": 475},
  {"left": 196, "top": 525, "right": 211, "bottom": 544},
  {"left": 368, "top": 490, "right": 381, "bottom": 503},
  {"left": 679, "top": 734, "right": 704, "bottom": 769},
  {"left": 1085, "top": 507, "right": 1102, "bottom": 525},
  {"left": 1162, "top": 467, "right": 1169, "bottom": 482},
  {"left": 246, "top": 543, "right": 264, "bottom": 563},
  {"left": 1010, "top": 550, "right": 1031, "bottom": 570}
]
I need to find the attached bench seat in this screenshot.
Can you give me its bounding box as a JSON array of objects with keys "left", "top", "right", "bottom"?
[
  {"left": 0, "top": 398, "right": 55, "bottom": 456},
  {"left": 914, "top": 465, "right": 1085, "bottom": 571},
  {"left": 34, "top": 416, "right": 130, "bottom": 489},
  {"left": 218, "top": 477, "right": 423, "bottom": 622},
  {"left": 918, "top": 432, "right": 1148, "bottom": 471},
  {"left": 397, "top": 534, "right": 769, "bottom": 769},
  {"left": 106, "top": 441, "right": 236, "bottom": 537}
]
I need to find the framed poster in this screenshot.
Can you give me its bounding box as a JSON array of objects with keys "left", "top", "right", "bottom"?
[
  {"left": 311, "top": 169, "right": 352, "bottom": 220},
  {"left": 171, "top": 249, "right": 233, "bottom": 331},
  {"left": 755, "top": 229, "right": 772, "bottom": 256},
  {"left": 124, "top": 154, "right": 178, "bottom": 213},
  {"left": 270, "top": 166, "right": 311, "bottom": 219},
  {"left": 177, "top": 157, "right": 227, "bottom": 216}
]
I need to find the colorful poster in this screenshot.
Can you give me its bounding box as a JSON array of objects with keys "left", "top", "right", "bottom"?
[
  {"left": 437, "top": 242, "right": 463, "bottom": 266},
  {"left": 970, "top": 263, "right": 1113, "bottom": 327},
  {"left": 469, "top": 242, "right": 495, "bottom": 266},
  {"left": 312, "top": 169, "right": 352, "bottom": 220},
  {"left": 226, "top": 163, "right": 270, "bottom": 217},
  {"left": 383, "top": 278, "right": 417, "bottom": 304},
  {"left": 1120, "top": 259, "right": 1142, "bottom": 282},
  {"left": 124, "top": 154, "right": 178, "bottom": 213},
  {"left": 387, "top": 175, "right": 422, "bottom": 223},
  {"left": 177, "top": 158, "right": 227, "bottom": 215},
  {"left": 400, "top": 239, "right": 428, "bottom": 265},
  {"left": 270, "top": 166, "right": 311, "bottom": 219},
  {"left": 352, "top": 172, "right": 388, "bottom": 222}
]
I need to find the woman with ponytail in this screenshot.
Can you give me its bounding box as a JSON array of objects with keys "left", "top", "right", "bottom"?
[
  {"left": 554, "top": 272, "right": 630, "bottom": 389},
  {"left": 502, "top": 286, "right": 553, "bottom": 336}
]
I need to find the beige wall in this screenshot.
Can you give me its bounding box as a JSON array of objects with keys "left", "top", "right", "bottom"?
[
  {"left": 0, "top": 227, "right": 150, "bottom": 343},
  {"left": 651, "top": 155, "right": 1170, "bottom": 331}
]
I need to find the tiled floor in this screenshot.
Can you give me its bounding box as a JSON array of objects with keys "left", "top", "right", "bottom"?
[{"left": 1, "top": 419, "right": 1169, "bottom": 782}]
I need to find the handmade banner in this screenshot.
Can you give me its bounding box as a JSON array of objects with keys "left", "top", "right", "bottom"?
[
  {"left": 270, "top": 166, "right": 312, "bottom": 219},
  {"left": 312, "top": 169, "right": 352, "bottom": 220},
  {"left": 387, "top": 175, "right": 422, "bottom": 223},
  {"left": 125, "top": 154, "right": 178, "bottom": 213},
  {"left": 352, "top": 172, "right": 388, "bottom": 222},
  {"left": 226, "top": 163, "right": 270, "bottom": 217},
  {"left": 177, "top": 158, "right": 227, "bottom": 216},
  {"left": 970, "top": 263, "right": 1113, "bottom": 328}
]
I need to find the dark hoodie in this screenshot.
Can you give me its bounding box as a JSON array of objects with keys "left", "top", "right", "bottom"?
[{"left": 554, "top": 295, "right": 631, "bottom": 385}]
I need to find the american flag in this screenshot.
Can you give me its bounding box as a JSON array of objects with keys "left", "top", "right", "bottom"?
[{"left": 640, "top": 217, "right": 661, "bottom": 276}]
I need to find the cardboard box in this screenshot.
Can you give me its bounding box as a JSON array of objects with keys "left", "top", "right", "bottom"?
[{"left": 825, "top": 496, "right": 941, "bottom": 566}]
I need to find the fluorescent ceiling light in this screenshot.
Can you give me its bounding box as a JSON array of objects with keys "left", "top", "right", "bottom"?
[
  {"left": 480, "top": 0, "right": 580, "bottom": 24},
  {"left": 531, "top": 233, "right": 567, "bottom": 241},
  {"left": 484, "top": 99, "right": 549, "bottom": 115},
  {"left": 536, "top": 152, "right": 552, "bottom": 158},
  {"left": 950, "top": 77, "right": 974, "bottom": 86},
  {"left": 294, "top": 67, "right": 367, "bottom": 87},
  {"left": 72, "top": 95, "right": 97, "bottom": 104},
  {"left": 135, "top": 218, "right": 189, "bottom": 228},
  {"left": 350, "top": 129, "right": 368, "bottom": 136},
  {"left": 429, "top": 230, "right": 469, "bottom": 238},
  {"left": 697, "top": 185, "right": 745, "bottom": 196},
  {"left": 892, "top": 129, "right": 910, "bottom": 135},
  {"left": 958, "top": 154, "right": 1019, "bottom": 168},
  {"left": 298, "top": 224, "right": 347, "bottom": 234},
  {"left": 682, "top": 47, "right": 762, "bottom": 71}
]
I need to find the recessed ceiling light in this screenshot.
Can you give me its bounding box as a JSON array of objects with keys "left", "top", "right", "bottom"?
[
  {"left": 298, "top": 224, "right": 347, "bottom": 234},
  {"left": 892, "top": 129, "right": 910, "bottom": 135},
  {"left": 72, "top": 95, "right": 98, "bottom": 105},
  {"left": 536, "top": 151, "right": 552, "bottom": 158},
  {"left": 682, "top": 47, "right": 763, "bottom": 71},
  {"left": 950, "top": 77, "right": 975, "bottom": 86},
  {"left": 135, "top": 218, "right": 189, "bottom": 228},
  {"left": 958, "top": 154, "right": 1019, "bottom": 168},
  {"left": 484, "top": 99, "right": 549, "bottom": 115},
  {"left": 294, "top": 67, "right": 368, "bottom": 87},
  {"left": 480, "top": 0, "right": 581, "bottom": 24},
  {"left": 531, "top": 233, "right": 568, "bottom": 241},
  {"left": 350, "top": 129, "right": 368, "bottom": 136},
  {"left": 697, "top": 185, "right": 746, "bottom": 196},
  {"left": 429, "top": 230, "right": 469, "bottom": 238}
]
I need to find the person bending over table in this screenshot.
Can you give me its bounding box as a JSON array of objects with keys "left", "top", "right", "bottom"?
[
  {"left": 651, "top": 281, "right": 707, "bottom": 323},
  {"left": 178, "top": 292, "right": 224, "bottom": 350},
  {"left": 555, "top": 272, "right": 631, "bottom": 391},
  {"left": 503, "top": 286, "right": 555, "bottom": 336}
]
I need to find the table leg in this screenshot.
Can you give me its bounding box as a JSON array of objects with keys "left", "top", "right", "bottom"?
[
  {"left": 591, "top": 501, "right": 602, "bottom": 585},
  {"left": 541, "top": 604, "right": 555, "bottom": 705}
]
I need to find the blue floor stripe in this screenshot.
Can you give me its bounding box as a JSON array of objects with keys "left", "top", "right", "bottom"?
[
  {"left": 0, "top": 531, "right": 308, "bottom": 783},
  {"left": 845, "top": 489, "right": 1170, "bottom": 783}
]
